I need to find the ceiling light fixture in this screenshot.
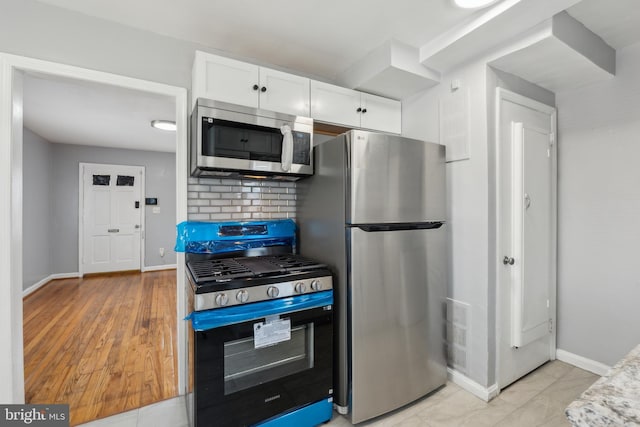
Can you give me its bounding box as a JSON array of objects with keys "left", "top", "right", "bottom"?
[
  {"left": 452, "top": 0, "right": 499, "bottom": 9},
  {"left": 150, "top": 120, "right": 176, "bottom": 131}
]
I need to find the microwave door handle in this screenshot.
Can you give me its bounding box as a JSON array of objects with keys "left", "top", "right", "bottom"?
[{"left": 280, "top": 124, "right": 293, "bottom": 172}]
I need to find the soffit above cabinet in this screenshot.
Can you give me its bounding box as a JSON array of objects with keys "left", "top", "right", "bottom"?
[
  {"left": 419, "top": 0, "right": 583, "bottom": 73},
  {"left": 334, "top": 0, "right": 590, "bottom": 99},
  {"left": 566, "top": 0, "right": 640, "bottom": 50},
  {"left": 489, "top": 12, "right": 616, "bottom": 93},
  {"left": 337, "top": 39, "right": 440, "bottom": 100}
]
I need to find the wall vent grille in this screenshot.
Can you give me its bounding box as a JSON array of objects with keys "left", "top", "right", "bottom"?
[{"left": 446, "top": 297, "right": 470, "bottom": 374}]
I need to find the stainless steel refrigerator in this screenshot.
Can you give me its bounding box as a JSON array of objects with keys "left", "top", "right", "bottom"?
[{"left": 297, "top": 130, "right": 447, "bottom": 424}]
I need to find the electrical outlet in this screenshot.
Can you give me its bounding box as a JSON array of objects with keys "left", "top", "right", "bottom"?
[{"left": 159, "top": 247, "right": 165, "bottom": 257}]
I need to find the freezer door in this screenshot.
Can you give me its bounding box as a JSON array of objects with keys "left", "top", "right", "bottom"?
[
  {"left": 346, "top": 130, "right": 446, "bottom": 224},
  {"left": 348, "top": 225, "right": 447, "bottom": 424}
]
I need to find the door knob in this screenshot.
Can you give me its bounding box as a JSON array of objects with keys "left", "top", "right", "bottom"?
[{"left": 503, "top": 256, "right": 515, "bottom": 265}]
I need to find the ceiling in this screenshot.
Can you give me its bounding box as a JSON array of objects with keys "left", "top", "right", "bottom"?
[
  {"left": 33, "top": 0, "right": 484, "bottom": 81},
  {"left": 22, "top": 0, "right": 640, "bottom": 153},
  {"left": 23, "top": 72, "right": 176, "bottom": 153}
]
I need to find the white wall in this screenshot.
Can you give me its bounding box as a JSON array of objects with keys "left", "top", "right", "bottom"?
[
  {"left": 0, "top": 0, "right": 196, "bottom": 88},
  {"left": 22, "top": 128, "right": 52, "bottom": 290},
  {"left": 556, "top": 40, "right": 640, "bottom": 366},
  {"left": 403, "top": 60, "right": 491, "bottom": 386}
]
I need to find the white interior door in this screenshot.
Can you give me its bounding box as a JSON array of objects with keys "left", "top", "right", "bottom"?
[
  {"left": 81, "top": 163, "right": 143, "bottom": 274},
  {"left": 497, "top": 89, "right": 557, "bottom": 389}
]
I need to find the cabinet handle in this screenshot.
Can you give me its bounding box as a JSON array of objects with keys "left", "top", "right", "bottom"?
[
  {"left": 356, "top": 107, "right": 362, "bottom": 113},
  {"left": 362, "top": 108, "right": 367, "bottom": 113},
  {"left": 252, "top": 84, "right": 259, "bottom": 91},
  {"left": 261, "top": 86, "right": 267, "bottom": 92}
]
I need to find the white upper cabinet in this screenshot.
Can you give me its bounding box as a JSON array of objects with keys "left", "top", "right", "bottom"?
[
  {"left": 310, "top": 81, "right": 361, "bottom": 128},
  {"left": 310, "top": 81, "right": 401, "bottom": 134},
  {"left": 193, "top": 51, "right": 310, "bottom": 117},
  {"left": 193, "top": 51, "right": 401, "bottom": 133},
  {"left": 193, "top": 53, "right": 259, "bottom": 109},
  {"left": 360, "top": 92, "right": 401, "bottom": 134},
  {"left": 258, "top": 68, "right": 310, "bottom": 117}
]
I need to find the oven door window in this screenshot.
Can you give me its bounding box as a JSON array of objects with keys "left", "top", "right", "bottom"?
[{"left": 224, "top": 323, "right": 313, "bottom": 395}]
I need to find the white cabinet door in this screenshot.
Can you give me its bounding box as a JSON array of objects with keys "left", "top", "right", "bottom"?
[
  {"left": 193, "top": 51, "right": 310, "bottom": 116},
  {"left": 311, "top": 81, "right": 401, "bottom": 133},
  {"left": 310, "top": 81, "right": 360, "bottom": 128},
  {"left": 259, "top": 67, "right": 310, "bottom": 117},
  {"left": 360, "top": 92, "right": 401, "bottom": 134},
  {"left": 193, "top": 52, "right": 260, "bottom": 108}
]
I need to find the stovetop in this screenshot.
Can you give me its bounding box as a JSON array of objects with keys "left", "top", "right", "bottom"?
[
  {"left": 187, "top": 254, "right": 327, "bottom": 285},
  {"left": 187, "top": 254, "right": 333, "bottom": 311}
]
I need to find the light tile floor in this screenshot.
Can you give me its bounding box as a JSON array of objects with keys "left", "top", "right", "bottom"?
[{"left": 78, "top": 361, "right": 597, "bottom": 427}]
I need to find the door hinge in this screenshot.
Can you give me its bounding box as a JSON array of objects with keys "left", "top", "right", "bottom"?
[
  {"left": 548, "top": 133, "right": 555, "bottom": 158},
  {"left": 548, "top": 318, "right": 553, "bottom": 333}
]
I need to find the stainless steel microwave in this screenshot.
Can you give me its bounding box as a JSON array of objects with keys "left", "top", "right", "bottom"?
[{"left": 191, "top": 99, "right": 314, "bottom": 180}]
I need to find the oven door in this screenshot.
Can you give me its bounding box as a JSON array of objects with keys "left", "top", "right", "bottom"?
[{"left": 190, "top": 292, "right": 333, "bottom": 427}]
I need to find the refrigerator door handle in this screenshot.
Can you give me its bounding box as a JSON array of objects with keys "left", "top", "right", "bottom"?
[{"left": 355, "top": 222, "right": 444, "bottom": 232}]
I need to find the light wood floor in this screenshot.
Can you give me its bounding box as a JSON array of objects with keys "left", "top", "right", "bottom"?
[{"left": 23, "top": 270, "right": 178, "bottom": 426}]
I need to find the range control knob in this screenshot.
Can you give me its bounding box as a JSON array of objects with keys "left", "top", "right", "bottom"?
[
  {"left": 215, "top": 293, "right": 229, "bottom": 306},
  {"left": 236, "top": 290, "right": 249, "bottom": 303},
  {"left": 267, "top": 286, "right": 280, "bottom": 298},
  {"left": 310, "top": 280, "right": 323, "bottom": 291},
  {"left": 294, "top": 282, "right": 307, "bottom": 294}
]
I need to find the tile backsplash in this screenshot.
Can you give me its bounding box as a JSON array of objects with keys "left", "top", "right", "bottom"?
[{"left": 187, "top": 177, "right": 297, "bottom": 221}]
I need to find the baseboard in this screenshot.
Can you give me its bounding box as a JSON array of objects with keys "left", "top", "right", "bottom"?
[
  {"left": 23, "top": 272, "right": 81, "bottom": 298},
  {"left": 556, "top": 349, "right": 610, "bottom": 376},
  {"left": 447, "top": 368, "right": 499, "bottom": 402},
  {"left": 22, "top": 267, "right": 175, "bottom": 297},
  {"left": 142, "top": 264, "right": 177, "bottom": 272}
]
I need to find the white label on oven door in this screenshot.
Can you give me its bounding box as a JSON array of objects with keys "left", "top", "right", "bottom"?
[{"left": 253, "top": 318, "right": 291, "bottom": 349}]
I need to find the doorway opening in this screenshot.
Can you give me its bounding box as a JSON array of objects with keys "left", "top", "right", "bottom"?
[{"left": 0, "top": 54, "right": 188, "bottom": 422}]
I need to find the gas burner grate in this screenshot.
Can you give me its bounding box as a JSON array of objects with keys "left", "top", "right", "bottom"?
[
  {"left": 264, "top": 255, "right": 326, "bottom": 272},
  {"left": 188, "top": 254, "right": 328, "bottom": 285},
  {"left": 188, "top": 258, "right": 254, "bottom": 283}
]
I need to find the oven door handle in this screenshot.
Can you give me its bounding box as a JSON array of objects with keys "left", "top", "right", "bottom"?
[{"left": 187, "top": 290, "right": 334, "bottom": 331}]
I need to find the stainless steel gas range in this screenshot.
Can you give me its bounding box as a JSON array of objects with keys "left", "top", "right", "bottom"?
[{"left": 177, "top": 220, "right": 334, "bottom": 427}]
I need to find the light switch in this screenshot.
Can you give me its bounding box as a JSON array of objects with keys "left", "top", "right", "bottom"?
[{"left": 152, "top": 207, "right": 161, "bottom": 214}]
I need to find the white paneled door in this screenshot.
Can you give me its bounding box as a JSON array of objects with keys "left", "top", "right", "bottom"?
[
  {"left": 81, "top": 163, "right": 143, "bottom": 274},
  {"left": 496, "top": 89, "right": 557, "bottom": 389}
]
